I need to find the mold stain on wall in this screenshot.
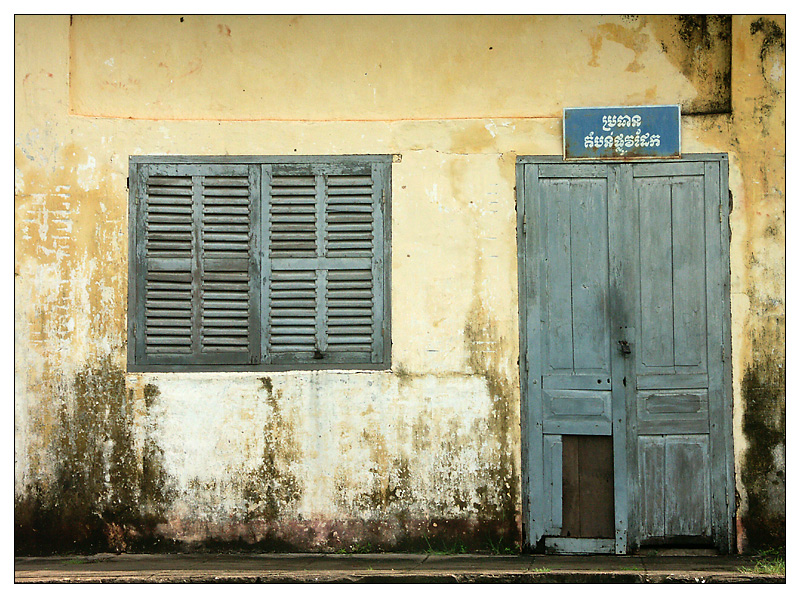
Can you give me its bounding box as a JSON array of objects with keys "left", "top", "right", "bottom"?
[
  {"left": 460, "top": 185, "right": 521, "bottom": 549},
  {"left": 239, "top": 378, "right": 302, "bottom": 524},
  {"left": 679, "top": 16, "right": 784, "bottom": 551},
  {"left": 732, "top": 17, "right": 785, "bottom": 551},
  {"left": 14, "top": 140, "right": 156, "bottom": 553},
  {"left": 314, "top": 372, "right": 520, "bottom": 552},
  {"left": 740, "top": 330, "right": 785, "bottom": 550},
  {"left": 14, "top": 360, "right": 176, "bottom": 554},
  {"left": 586, "top": 16, "right": 732, "bottom": 114},
  {"left": 652, "top": 15, "right": 732, "bottom": 113},
  {"left": 463, "top": 304, "right": 519, "bottom": 538},
  {"left": 138, "top": 376, "right": 309, "bottom": 552}
]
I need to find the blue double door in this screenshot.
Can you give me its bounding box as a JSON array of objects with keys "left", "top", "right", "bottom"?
[{"left": 517, "top": 156, "right": 734, "bottom": 554}]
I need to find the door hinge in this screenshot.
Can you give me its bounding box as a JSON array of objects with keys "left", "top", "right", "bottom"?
[
  {"left": 126, "top": 176, "right": 130, "bottom": 190},
  {"left": 523, "top": 213, "right": 527, "bottom": 235}
]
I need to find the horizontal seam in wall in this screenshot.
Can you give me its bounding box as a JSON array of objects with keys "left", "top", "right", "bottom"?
[
  {"left": 64, "top": 110, "right": 733, "bottom": 123},
  {"left": 65, "top": 112, "right": 562, "bottom": 123}
]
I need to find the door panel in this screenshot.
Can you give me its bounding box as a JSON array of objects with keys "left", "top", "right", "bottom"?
[
  {"left": 542, "top": 389, "right": 612, "bottom": 435},
  {"left": 671, "top": 180, "right": 707, "bottom": 368},
  {"left": 637, "top": 390, "right": 710, "bottom": 434},
  {"left": 543, "top": 179, "right": 574, "bottom": 371},
  {"left": 541, "top": 175, "right": 611, "bottom": 382},
  {"left": 637, "top": 178, "right": 676, "bottom": 368},
  {"left": 635, "top": 173, "right": 708, "bottom": 380},
  {"left": 569, "top": 179, "right": 610, "bottom": 373},
  {"left": 519, "top": 155, "right": 733, "bottom": 553},
  {"left": 543, "top": 435, "right": 563, "bottom": 535},
  {"left": 639, "top": 435, "right": 711, "bottom": 542},
  {"left": 665, "top": 436, "right": 711, "bottom": 538},
  {"left": 639, "top": 436, "right": 667, "bottom": 538},
  {"left": 561, "top": 435, "right": 615, "bottom": 539}
]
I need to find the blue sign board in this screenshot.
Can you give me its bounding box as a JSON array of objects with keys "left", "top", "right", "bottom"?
[{"left": 563, "top": 105, "right": 681, "bottom": 160}]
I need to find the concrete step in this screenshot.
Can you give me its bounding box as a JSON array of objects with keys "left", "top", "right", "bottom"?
[{"left": 14, "top": 553, "right": 786, "bottom": 583}]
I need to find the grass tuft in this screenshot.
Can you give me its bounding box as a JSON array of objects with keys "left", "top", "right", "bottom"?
[
  {"left": 422, "top": 536, "right": 467, "bottom": 555},
  {"left": 486, "top": 536, "right": 519, "bottom": 555},
  {"left": 739, "top": 549, "right": 786, "bottom": 576}
]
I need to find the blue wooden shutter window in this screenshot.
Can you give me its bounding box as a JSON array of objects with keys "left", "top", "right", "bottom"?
[{"left": 128, "top": 156, "right": 391, "bottom": 372}]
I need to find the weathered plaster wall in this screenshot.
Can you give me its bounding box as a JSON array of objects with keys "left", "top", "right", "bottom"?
[
  {"left": 15, "top": 15, "right": 784, "bottom": 554},
  {"left": 728, "top": 16, "right": 785, "bottom": 551},
  {"left": 68, "top": 15, "right": 730, "bottom": 120}
]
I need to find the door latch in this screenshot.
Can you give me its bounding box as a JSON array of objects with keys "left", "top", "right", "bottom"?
[{"left": 618, "top": 340, "right": 631, "bottom": 355}]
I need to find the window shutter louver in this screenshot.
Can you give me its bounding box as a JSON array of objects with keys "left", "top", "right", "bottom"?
[
  {"left": 324, "top": 163, "right": 385, "bottom": 362},
  {"left": 138, "top": 170, "right": 194, "bottom": 363},
  {"left": 199, "top": 165, "right": 260, "bottom": 364},
  {"left": 264, "top": 165, "right": 320, "bottom": 360},
  {"left": 133, "top": 163, "right": 259, "bottom": 367},
  {"left": 264, "top": 160, "right": 388, "bottom": 366}
]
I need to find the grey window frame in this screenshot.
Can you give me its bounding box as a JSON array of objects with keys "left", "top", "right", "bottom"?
[{"left": 127, "top": 154, "right": 392, "bottom": 372}]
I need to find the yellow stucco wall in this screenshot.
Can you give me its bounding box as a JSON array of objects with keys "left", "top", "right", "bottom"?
[
  {"left": 14, "top": 15, "right": 784, "bottom": 553},
  {"left": 68, "top": 15, "right": 729, "bottom": 120}
]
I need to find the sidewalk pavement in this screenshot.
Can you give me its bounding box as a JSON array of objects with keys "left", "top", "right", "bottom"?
[{"left": 15, "top": 551, "right": 786, "bottom": 583}]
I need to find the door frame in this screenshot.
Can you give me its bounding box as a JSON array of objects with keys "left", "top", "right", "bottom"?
[{"left": 516, "top": 154, "right": 734, "bottom": 554}]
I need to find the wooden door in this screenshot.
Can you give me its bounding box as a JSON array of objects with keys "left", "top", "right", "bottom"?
[
  {"left": 630, "top": 161, "right": 731, "bottom": 546},
  {"left": 517, "top": 155, "right": 734, "bottom": 554}
]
